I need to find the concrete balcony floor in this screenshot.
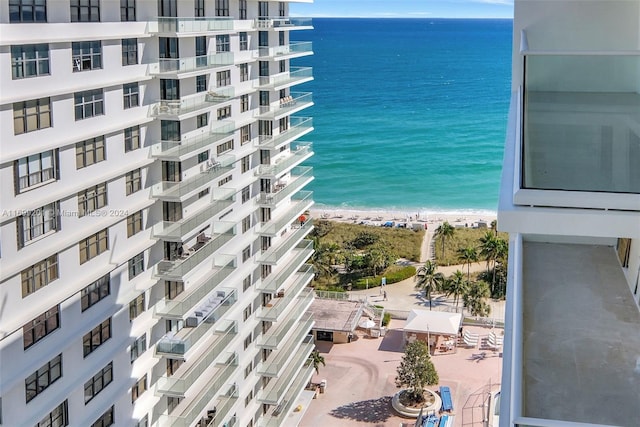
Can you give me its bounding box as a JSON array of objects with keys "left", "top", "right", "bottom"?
[{"left": 522, "top": 242, "right": 640, "bottom": 425}]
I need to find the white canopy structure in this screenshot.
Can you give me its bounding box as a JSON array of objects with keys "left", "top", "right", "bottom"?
[{"left": 404, "top": 309, "right": 462, "bottom": 336}]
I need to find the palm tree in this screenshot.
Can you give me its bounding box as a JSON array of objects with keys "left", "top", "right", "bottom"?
[
  {"left": 444, "top": 270, "right": 467, "bottom": 309},
  {"left": 415, "top": 260, "right": 445, "bottom": 310},
  {"left": 463, "top": 280, "right": 492, "bottom": 317},
  {"left": 479, "top": 231, "right": 499, "bottom": 292},
  {"left": 490, "top": 219, "right": 498, "bottom": 236},
  {"left": 434, "top": 222, "right": 455, "bottom": 262},
  {"left": 457, "top": 246, "right": 478, "bottom": 285},
  {"left": 309, "top": 349, "right": 326, "bottom": 374}
]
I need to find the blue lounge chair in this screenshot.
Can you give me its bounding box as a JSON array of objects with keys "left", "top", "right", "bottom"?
[
  {"left": 439, "top": 415, "right": 454, "bottom": 427},
  {"left": 440, "top": 386, "right": 454, "bottom": 412},
  {"left": 421, "top": 414, "right": 439, "bottom": 427}
]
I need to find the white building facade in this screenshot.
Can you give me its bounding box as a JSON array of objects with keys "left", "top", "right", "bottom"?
[
  {"left": 0, "top": 1, "right": 315, "bottom": 426},
  {"left": 498, "top": 0, "right": 640, "bottom": 426}
]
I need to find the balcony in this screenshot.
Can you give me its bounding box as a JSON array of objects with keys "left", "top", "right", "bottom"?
[
  {"left": 150, "top": 53, "right": 234, "bottom": 76},
  {"left": 259, "top": 362, "right": 315, "bottom": 427},
  {"left": 151, "top": 155, "right": 235, "bottom": 201},
  {"left": 254, "top": 144, "right": 313, "bottom": 177},
  {"left": 255, "top": 42, "right": 313, "bottom": 60},
  {"left": 257, "top": 323, "right": 313, "bottom": 377},
  {"left": 205, "top": 384, "right": 238, "bottom": 427},
  {"left": 258, "top": 313, "right": 314, "bottom": 350},
  {"left": 257, "top": 191, "right": 314, "bottom": 236},
  {"left": 255, "top": 92, "right": 313, "bottom": 119},
  {"left": 257, "top": 286, "right": 314, "bottom": 323},
  {"left": 156, "top": 349, "right": 237, "bottom": 397},
  {"left": 153, "top": 222, "right": 235, "bottom": 280},
  {"left": 254, "top": 17, "right": 313, "bottom": 31},
  {"left": 152, "top": 17, "right": 234, "bottom": 34},
  {"left": 257, "top": 337, "right": 314, "bottom": 405},
  {"left": 259, "top": 219, "right": 314, "bottom": 265},
  {"left": 151, "top": 88, "right": 234, "bottom": 118},
  {"left": 158, "top": 382, "right": 238, "bottom": 427},
  {"left": 155, "top": 291, "right": 237, "bottom": 356},
  {"left": 152, "top": 122, "right": 235, "bottom": 160},
  {"left": 154, "top": 258, "right": 236, "bottom": 319},
  {"left": 257, "top": 245, "right": 314, "bottom": 294},
  {"left": 257, "top": 167, "right": 314, "bottom": 207},
  {"left": 256, "top": 67, "right": 313, "bottom": 90},
  {"left": 256, "top": 117, "right": 313, "bottom": 149}
]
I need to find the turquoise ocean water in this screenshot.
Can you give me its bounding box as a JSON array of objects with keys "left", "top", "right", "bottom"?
[{"left": 291, "top": 18, "right": 513, "bottom": 215}]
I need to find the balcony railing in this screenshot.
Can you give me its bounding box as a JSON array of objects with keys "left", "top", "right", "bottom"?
[
  {"left": 258, "top": 325, "right": 313, "bottom": 377},
  {"left": 257, "top": 339, "right": 314, "bottom": 404},
  {"left": 256, "top": 117, "right": 313, "bottom": 149},
  {"left": 260, "top": 362, "right": 315, "bottom": 427},
  {"left": 150, "top": 53, "right": 234, "bottom": 75},
  {"left": 257, "top": 286, "right": 314, "bottom": 323},
  {"left": 156, "top": 348, "right": 237, "bottom": 397},
  {"left": 205, "top": 384, "right": 238, "bottom": 427},
  {"left": 155, "top": 291, "right": 237, "bottom": 356},
  {"left": 258, "top": 313, "right": 314, "bottom": 350},
  {"left": 154, "top": 259, "right": 236, "bottom": 319},
  {"left": 257, "top": 166, "right": 314, "bottom": 207},
  {"left": 153, "top": 17, "right": 234, "bottom": 33},
  {"left": 257, "top": 191, "right": 313, "bottom": 236},
  {"left": 152, "top": 122, "right": 235, "bottom": 160},
  {"left": 255, "top": 41, "right": 313, "bottom": 59},
  {"left": 159, "top": 381, "right": 238, "bottom": 427},
  {"left": 257, "top": 245, "right": 314, "bottom": 293},
  {"left": 151, "top": 88, "right": 234, "bottom": 117},
  {"left": 254, "top": 17, "right": 313, "bottom": 30},
  {"left": 257, "top": 67, "right": 313, "bottom": 89},
  {"left": 259, "top": 219, "right": 314, "bottom": 264},
  {"left": 254, "top": 144, "right": 313, "bottom": 177},
  {"left": 256, "top": 92, "right": 313, "bottom": 119}
]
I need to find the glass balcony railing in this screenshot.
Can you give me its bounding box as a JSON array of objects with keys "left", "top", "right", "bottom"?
[
  {"left": 150, "top": 53, "right": 234, "bottom": 75},
  {"left": 256, "top": 117, "right": 313, "bottom": 149},
  {"left": 152, "top": 122, "right": 235, "bottom": 159},
  {"left": 155, "top": 291, "right": 237, "bottom": 356},
  {"left": 257, "top": 246, "right": 314, "bottom": 293},
  {"left": 260, "top": 362, "right": 315, "bottom": 427},
  {"left": 151, "top": 87, "right": 234, "bottom": 117},
  {"left": 206, "top": 384, "right": 238, "bottom": 427},
  {"left": 258, "top": 313, "right": 314, "bottom": 350},
  {"left": 257, "top": 67, "right": 313, "bottom": 89},
  {"left": 256, "top": 92, "right": 313, "bottom": 119},
  {"left": 156, "top": 349, "right": 237, "bottom": 397},
  {"left": 257, "top": 286, "right": 314, "bottom": 323},
  {"left": 254, "top": 144, "right": 313, "bottom": 177},
  {"left": 159, "top": 381, "right": 238, "bottom": 427},
  {"left": 259, "top": 219, "right": 313, "bottom": 264},
  {"left": 153, "top": 17, "right": 234, "bottom": 34},
  {"left": 258, "top": 324, "right": 313, "bottom": 377},
  {"left": 255, "top": 41, "right": 313, "bottom": 59},
  {"left": 257, "top": 167, "right": 313, "bottom": 207},
  {"left": 257, "top": 191, "right": 313, "bottom": 236},
  {"left": 522, "top": 53, "right": 640, "bottom": 194},
  {"left": 254, "top": 17, "right": 313, "bottom": 30},
  {"left": 154, "top": 259, "right": 236, "bottom": 319},
  {"left": 153, "top": 222, "right": 235, "bottom": 280}
]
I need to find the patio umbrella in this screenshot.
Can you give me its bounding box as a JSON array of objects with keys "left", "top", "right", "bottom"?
[{"left": 359, "top": 318, "right": 376, "bottom": 329}]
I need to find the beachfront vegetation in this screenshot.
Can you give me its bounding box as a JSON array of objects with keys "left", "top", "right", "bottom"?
[
  {"left": 415, "top": 260, "right": 445, "bottom": 310},
  {"left": 463, "top": 280, "right": 492, "bottom": 317},
  {"left": 396, "top": 340, "right": 439, "bottom": 405}
]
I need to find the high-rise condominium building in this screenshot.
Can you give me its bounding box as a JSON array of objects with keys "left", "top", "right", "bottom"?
[
  {"left": 498, "top": 0, "right": 640, "bottom": 426},
  {"left": 0, "top": 1, "right": 316, "bottom": 426}
]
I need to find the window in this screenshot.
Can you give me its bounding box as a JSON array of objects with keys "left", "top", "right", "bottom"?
[
  {"left": 127, "top": 210, "right": 143, "bottom": 237},
  {"left": 136, "top": 415, "right": 148, "bottom": 427},
  {"left": 239, "top": 32, "right": 248, "bottom": 51},
  {"left": 83, "top": 318, "right": 111, "bottom": 357},
  {"left": 130, "top": 333, "right": 147, "bottom": 363},
  {"left": 126, "top": 168, "right": 142, "bottom": 195},
  {"left": 70, "top": 0, "right": 100, "bottom": 22},
  {"left": 9, "top": 0, "right": 47, "bottom": 22},
  {"left": 216, "top": 70, "right": 231, "bottom": 87},
  {"left": 167, "top": 397, "right": 181, "bottom": 414},
  {"left": 244, "top": 389, "right": 253, "bottom": 406},
  {"left": 121, "top": 0, "right": 135, "bottom": 20},
  {"left": 124, "top": 125, "right": 140, "bottom": 151},
  {"left": 243, "top": 333, "right": 253, "bottom": 350},
  {"left": 239, "top": 63, "right": 249, "bottom": 82},
  {"left": 81, "top": 275, "right": 110, "bottom": 311},
  {"left": 91, "top": 406, "right": 114, "bottom": 427},
  {"left": 279, "top": 60, "right": 286, "bottom": 73},
  {"left": 166, "top": 358, "right": 183, "bottom": 376},
  {"left": 74, "top": 89, "right": 104, "bottom": 120},
  {"left": 259, "top": 90, "right": 269, "bottom": 106},
  {"left": 128, "top": 252, "right": 145, "bottom": 280},
  {"left": 617, "top": 238, "right": 632, "bottom": 268},
  {"left": 241, "top": 155, "right": 250, "bottom": 173},
  {"left": 198, "top": 188, "right": 209, "bottom": 199},
  {"left": 217, "top": 139, "right": 233, "bottom": 155},
  {"left": 76, "top": 136, "right": 105, "bottom": 168},
  {"left": 13, "top": 97, "right": 51, "bottom": 135},
  {"left": 131, "top": 375, "right": 147, "bottom": 403},
  {"left": 195, "top": 36, "right": 207, "bottom": 66},
  {"left": 72, "top": 41, "right": 101, "bottom": 72},
  {"left": 218, "top": 175, "right": 232, "bottom": 186},
  {"left": 121, "top": 38, "right": 138, "bottom": 65},
  {"left": 279, "top": 116, "right": 289, "bottom": 132},
  {"left": 240, "top": 94, "right": 249, "bottom": 113},
  {"left": 11, "top": 44, "right": 49, "bottom": 79},
  {"left": 15, "top": 149, "right": 57, "bottom": 193},
  {"left": 241, "top": 185, "right": 250, "bottom": 203},
  {"left": 197, "top": 151, "right": 209, "bottom": 163},
  {"left": 243, "top": 304, "right": 252, "bottom": 321},
  {"left": 77, "top": 183, "right": 108, "bottom": 217},
  {"left": 196, "top": 113, "right": 208, "bottom": 129},
  {"left": 216, "top": 0, "right": 229, "bottom": 16},
  {"left": 241, "top": 216, "right": 251, "bottom": 234},
  {"left": 194, "top": 0, "right": 204, "bottom": 16},
  {"left": 243, "top": 275, "right": 251, "bottom": 291},
  {"left": 279, "top": 1, "right": 286, "bottom": 17},
  {"left": 242, "top": 246, "right": 251, "bottom": 262},
  {"left": 216, "top": 35, "right": 230, "bottom": 52},
  {"left": 129, "top": 293, "right": 145, "bottom": 320},
  {"left": 23, "top": 305, "right": 59, "bottom": 349},
  {"left": 123, "top": 82, "right": 139, "bottom": 109},
  {"left": 21, "top": 254, "right": 58, "bottom": 297},
  {"left": 85, "top": 363, "right": 112, "bottom": 403},
  {"left": 239, "top": 0, "right": 247, "bottom": 19},
  {"left": 36, "top": 400, "right": 68, "bottom": 427},
  {"left": 196, "top": 75, "right": 207, "bottom": 93},
  {"left": 17, "top": 202, "right": 58, "bottom": 247},
  {"left": 79, "top": 229, "right": 109, "bottom": 264},
  {"left": 165, "top": 281, "right": 184, "bottom": 300},
  {"left": 217, "top": 106, "right": 231, "bottom": 120},
  {"left": 25, "top": 354, "right": 62, "bottom": 403}
]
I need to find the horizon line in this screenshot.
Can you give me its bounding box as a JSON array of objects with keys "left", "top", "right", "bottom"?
[{"left": 290, "top": 15, "right": 514, "bottom": 20}]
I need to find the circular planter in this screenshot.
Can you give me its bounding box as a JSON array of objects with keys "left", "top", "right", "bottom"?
[{"left": 391, "top": 389, "right": 442, "bottom": 418}]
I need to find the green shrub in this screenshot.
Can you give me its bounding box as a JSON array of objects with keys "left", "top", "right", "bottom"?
[
  {"left": 382, "top": 312, "right": 391, "bottom": 327},
  {"left": 353, "top": 266, "right": 416, "bottom": 289}
]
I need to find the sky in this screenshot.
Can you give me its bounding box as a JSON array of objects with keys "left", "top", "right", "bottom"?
[{"left": 290, "top": 0, "right": 514, "bottom": 19}]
